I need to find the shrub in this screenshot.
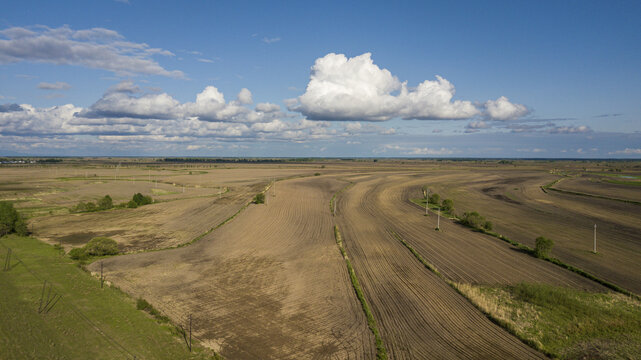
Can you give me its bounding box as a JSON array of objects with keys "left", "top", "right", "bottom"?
[
  {"left": 132, "top": 193, "right": 152, "bottom": 206},
  {"left": 460, "top": 211, "right": 493, "bottom": 231},
  {"left": 535, "top": 236, "right": 554, "bottom": 258},
  {"left": 68, "top": 247, "right": 88, "bottom": 260},
  {"left": 127, "top": 200, "right": 138, "bottom": 208},
  {"left": 137, "top": 298, "right": 151, "bottom": 311},
  {"left": 97, "top": 195, "right": 113, "bottom": 210},
  {"left": 253, "top": 193, "right": 265, "bottom": 204},
  {"left": 441, "top": 199, "right": 454, "bottom": 212},
  {"left": 314, "top": 172, "right": 321, "bottom": 176},
  {"left": 84, "top": 237, "right": 119, "bottom": 256},
  {"left": 0, "top": 201, "right": 28, "bottom": 236},
  {"left": 428, "top": 193, "right": 440, "bottom": 205}
]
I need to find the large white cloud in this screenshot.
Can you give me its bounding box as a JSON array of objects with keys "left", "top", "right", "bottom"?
[
  {"left": 289, "top": 52, "right": 528, "bottom": 122},
  {"left": 0, "top": 25, "right": 183, "bottom": 77}
]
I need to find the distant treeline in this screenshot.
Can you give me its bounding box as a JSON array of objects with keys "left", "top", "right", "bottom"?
[{"left": 161, "top": 157, "right": 321, "bottom": 163}]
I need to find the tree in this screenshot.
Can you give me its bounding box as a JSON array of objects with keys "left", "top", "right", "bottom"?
[
  {"left": 441, "top": 199, "right": 454, "bottom": 213},
  {"left": 535, "top": 236, "right": 554, "bottom": 258},
  {"left": 132, "top": 193, "right": 152, "bottom": 206},
  {"left": 253, "top": 193, "right": 265, "bottom": 204},
  {"left": 0, "top": 201, "right": 28, "bottom": 236},
  {"left": 97, "top": 195, "right": 113, "bottom": 210},
  {"left": 428, "top": 193, "right": 440, "bottom": 205}
]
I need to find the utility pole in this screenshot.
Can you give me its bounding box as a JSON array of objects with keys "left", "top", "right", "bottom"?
[
  {"left": 436, "top": 208, "right": 440, "bottom": 231},
  {"left": 100, "top": 261, "right": 105, "bottom": 288},
  {"left": 425, "top": 198, "right": 429, "bottom": 216},
  {"left": 593, "top": 224, "right": 597, "bottom": 253},
  {"left": 3, "top": 248, "right": 11, "bottom": 271},
  {"left": 273, "top": 178, "right": 275, "bottom": 197},
  {"left": 189, "top": 313, "right": 192, "bottom": 352}
]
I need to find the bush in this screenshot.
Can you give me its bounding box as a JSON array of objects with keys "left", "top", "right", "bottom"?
[
  {"left": 127, "top": 200, "right": 139, "bottom": 208},
  {"left": 84, "top": 237, "right": 119, "bottom": 256},
  {"left": 69, "top": 237, "right": 119, "bottom": 260},
  {"left": 132, "top": 193, "right": 152, "bottom": 206},
  {"left": 441, "top": 199, "right": 454, "bottom": 212},
  {"left": 0, "top": 201, "right": 28, "bottom": 236},
  {"left": 97, "top": 195, "right": 113, "bottom": 210},
  {"left": 137, "top": 298, "right": 151, "bottom": 311},
  {"left": 460, "top": 211, "right": 493, "bottom": 231},
  {"left": 253, "top": 193, "right": 265, "bottom": 204},
  {"left": 428, "top": 193, "right": 440, "bottom": 205},
  {"left": 535, "top": 236, "right": 554, "bottom": 258},
  {"left": 68, "top": 247, "right": 88, "bottom": 260}
]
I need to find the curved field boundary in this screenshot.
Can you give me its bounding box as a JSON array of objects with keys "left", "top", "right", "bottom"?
[
  {"left": 388, "top": 230, "right": 556, "bottom": 358},
  {"left": 334, "top": 225, "right": 387, "bottom": 360},
  {"left": 404, "top": 195, "right": 639, "bottom": 299},
  {"left": 543, "top": 177, "right": 641, "bottom": 205}
]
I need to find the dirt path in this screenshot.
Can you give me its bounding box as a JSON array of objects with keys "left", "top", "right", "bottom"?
[
  {"left": 335, "top": 175, "right": 545, "bottom": 359},
  {"left": 90, "top": 176, "right": 374, "bottom": 359}
]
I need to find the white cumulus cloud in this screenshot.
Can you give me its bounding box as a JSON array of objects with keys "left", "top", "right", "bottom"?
[
  {"left": 484, "top": 96, "right": 530, "bottom": 120},
  {"left": 289, "top": 52, "right": 528, "bottom": 122}
]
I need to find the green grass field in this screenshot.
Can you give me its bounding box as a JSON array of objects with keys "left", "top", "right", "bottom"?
[
  {"left": 0, "top": 234, "right": 215, "bottom": 359},
  {"left": 456, "top": 282, "right": 641, "bottom": 359}
]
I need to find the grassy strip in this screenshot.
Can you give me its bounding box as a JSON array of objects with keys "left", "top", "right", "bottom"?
[
  {"left": 454, "top": 282, "right": 641, "bottom": 359},
  {"left": 545, "top": 186, "right": 641, "bottom": 206},
  {"left": 330, "top": 181, "right": 354, "bottom": 215},
  {"left": 0, "top": 235, "right": 215, "bottom": 359},
  {"left": 468, "top": 225, "right": 637, "bottom": 299},
  {"left": 409, "top": 198, "right": 455, "bottom": 218},
  {"left": 334, "top": 225, "right": 387, "bottom": 360},
  {"left": 409, "top": 195, "right": 639, "bottom": 299},
  {"left": 388, "top": 230, "right": 554, "bottom": 357}
]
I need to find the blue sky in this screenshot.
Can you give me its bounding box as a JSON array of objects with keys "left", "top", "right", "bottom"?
[{"left": 1, "top": 0, "right": 640, "bottom": 157}]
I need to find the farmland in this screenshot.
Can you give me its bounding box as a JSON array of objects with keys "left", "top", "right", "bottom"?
[{"left": 1, "top": 158, "right": 640, "bottom": 359}]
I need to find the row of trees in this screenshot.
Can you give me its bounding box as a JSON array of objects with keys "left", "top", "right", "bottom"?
[
  {"left": 422, "top": 184, "right": 557, "bottom": 258},
  {"left": 71, "top": 195, "right": 113, "bottom": 213},
  {"left": 423, "top": 187, "right": 454, "bottom": 213},
  {"left": 70, "top": 193, "right": 153, "bottom": 213}
]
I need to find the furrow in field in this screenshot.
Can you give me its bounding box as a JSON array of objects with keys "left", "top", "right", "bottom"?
[
  {"left": 373, "top": 174, "right": 606, "bottom": 290},
  {"left": 336, "top": 176, "right": 545, "bottom": 359},
  {"left": 90, "top": 176, "right": 374, "bottom": 359}
]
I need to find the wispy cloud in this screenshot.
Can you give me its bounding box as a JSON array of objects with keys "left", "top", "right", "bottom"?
[
  {"left": 37, "top": 81, "right": 71, "bottom": 90},
  {"left": 262, "top": 37, "right": 281, "bottom": 44},
  {"left": 0, "top": 25, "right": 183, "bottom": 78}
]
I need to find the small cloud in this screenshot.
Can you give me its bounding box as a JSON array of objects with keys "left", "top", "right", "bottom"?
[
  {"left": 114, "top": 0, "right": 130, "bottom": 4},
  {"left": 594, "top": 113, "right": 623, "bottom": 118},
  {"left": 608, "top": 148, "right": 641, "bottom": 155},
  {"left": 262, "top": 37, "right": 281, "bottom": 44},
  {"left": 186, "top": 145, "right": 203, "bottom": 150},
  {"left": 45, "top": 93, "right": 65, "bottom": 99},
  {"left": 548, "top": 125, "right": 592, "bottom": 134},
  {"left": 38, "top": 81, "right": 72, "bottom": 90},
  {"left": 432, "top": 129, "right": 442, "bottom": 133},
  {"left": 15, "top": 74, "right": 37, "bottom": 80},
  {"left": 197, "top": 58, "right": 215, "bottom": 63}
]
